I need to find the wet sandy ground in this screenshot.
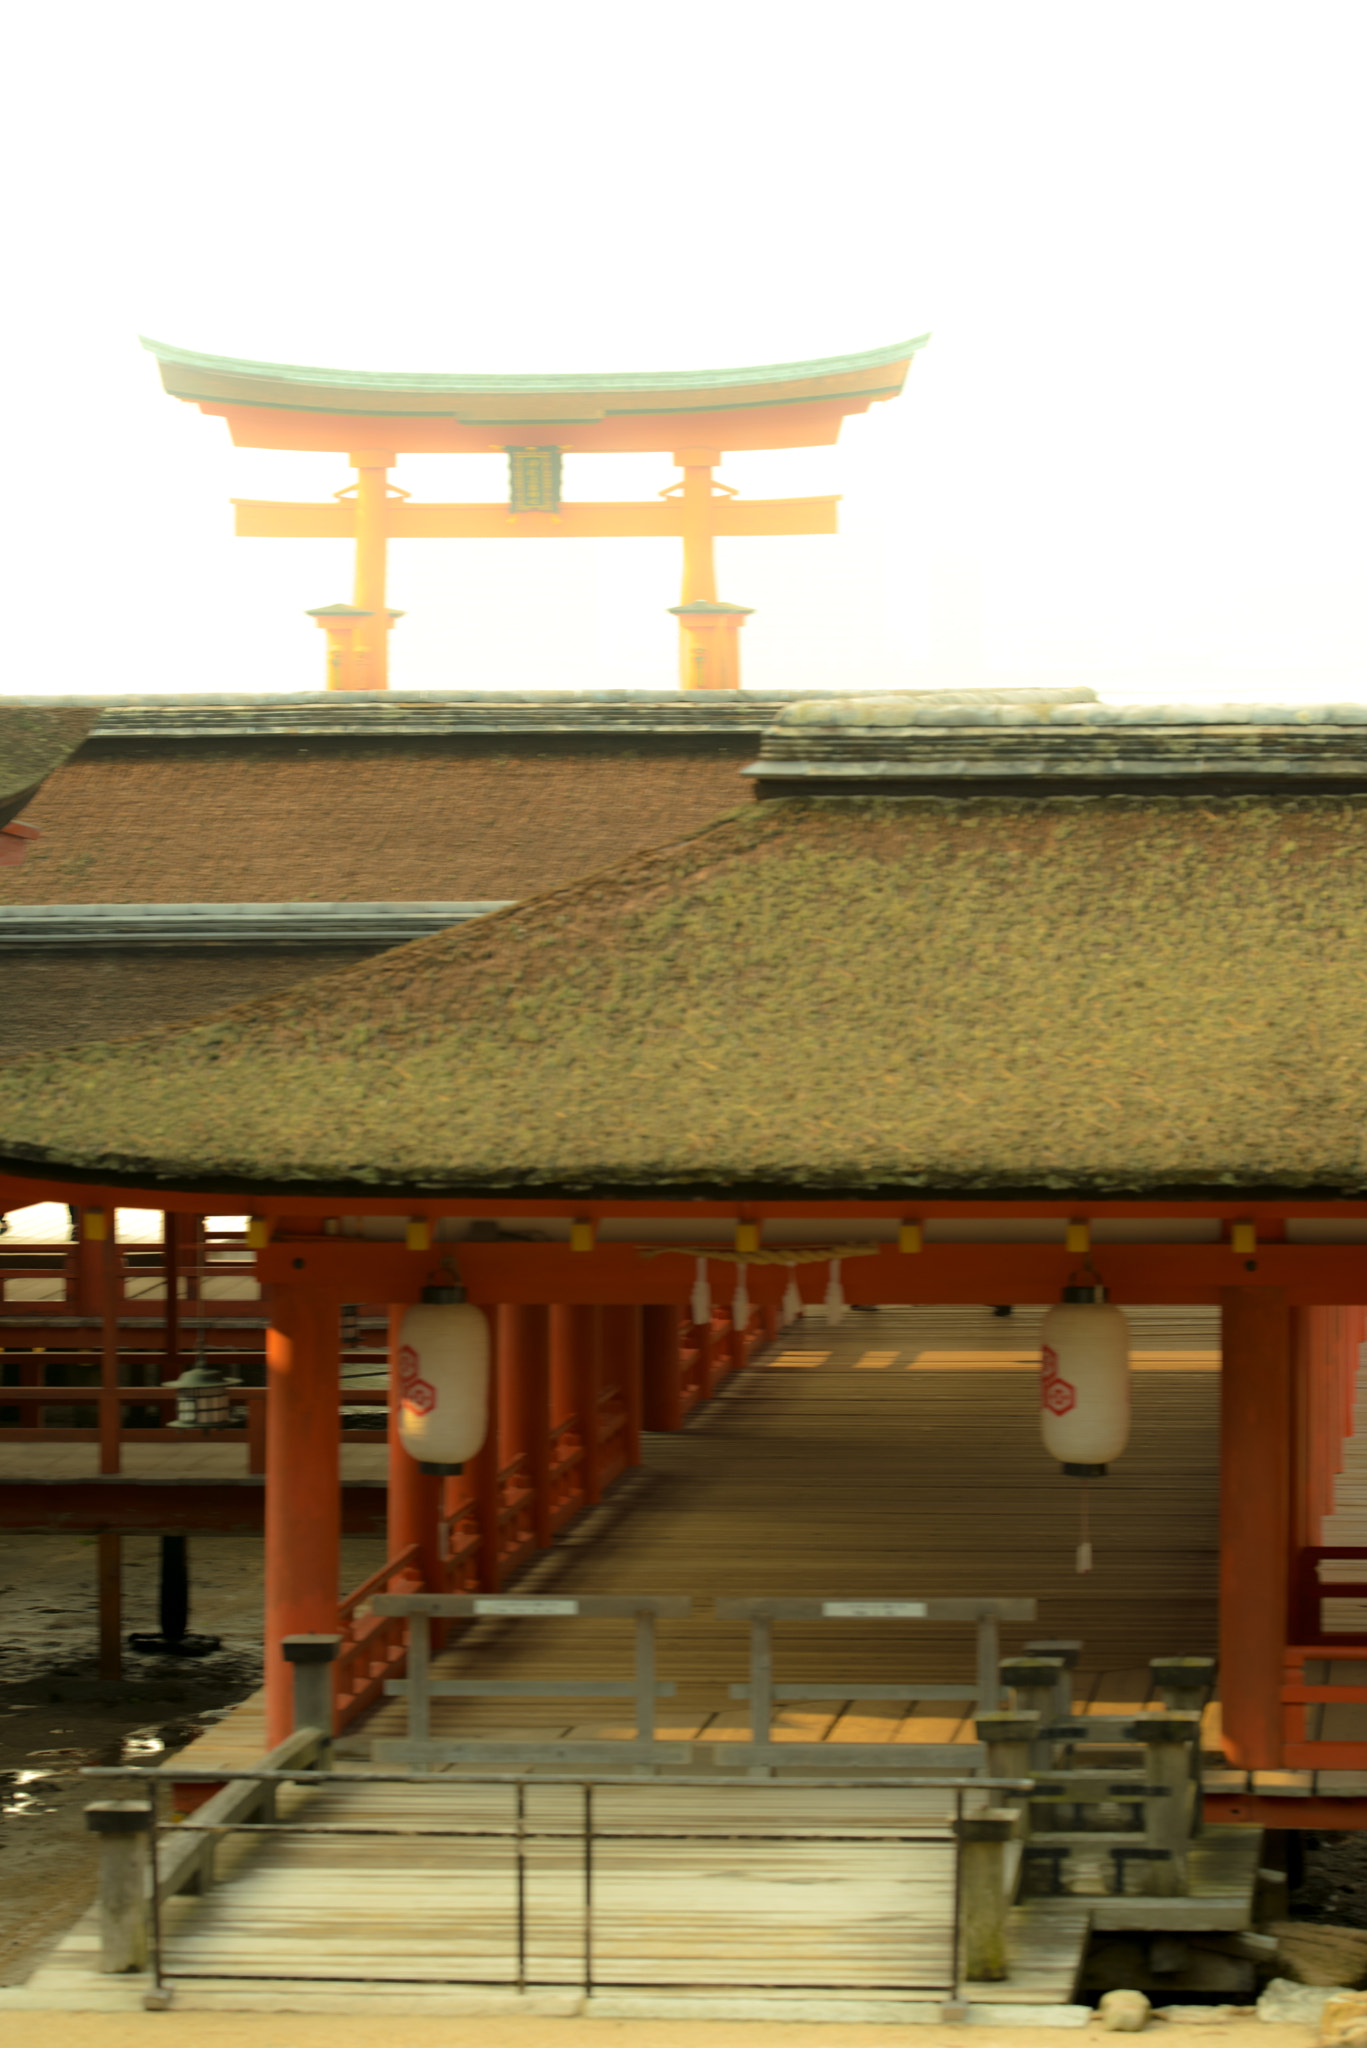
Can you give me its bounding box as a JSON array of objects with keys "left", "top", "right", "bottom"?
[
  {"left": 0, "top": 1532, "right": 385, "bottom": 1984},
  {"left": 0, "top": 2015, "right": 1326, "bottom": 2046}
]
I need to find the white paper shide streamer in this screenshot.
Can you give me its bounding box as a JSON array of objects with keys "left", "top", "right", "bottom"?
[
  {"left": 690, "top": 1256, "right": 712, "bottom": 1328},
  {"left": 732, "top": 1261, "right": 751, "bottom": 1332}
]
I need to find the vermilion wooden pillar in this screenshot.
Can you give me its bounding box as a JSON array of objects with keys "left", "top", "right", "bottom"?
[
  {"left": 568, "top": 1306, "right": 603, "bottom": 1505},
  {"left": 473, "top": 1306, "right": 502, "bottom": 1590},
  {"left": 386, "top": 1304, "right": 442, "bottom": 1591},
  {"left": 641, "top": 1306, "right": 683, "bottom": 1432},
  {"left": 265, "top": 1283, "right": 341, "bottom": 1746},
  {"left": 601, "top": 1305, "right": 643, "bottom": 1467},
  {"left": 503, "top": 1305, "right": 553, "bottom": 1546},
  {"left": 1220, "top": 1285, "right": 1292, "bottom": 1767}
]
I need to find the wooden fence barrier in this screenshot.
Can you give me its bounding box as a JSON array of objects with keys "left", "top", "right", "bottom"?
[
  {"left": 369, "top": 1591, "right": 694, "bottom": 1771},
  {"left": 1005, "top": 1709, "right": 1202, "bottom": 1898},
  {"left": 712, "top": 1594, "right": 1036, "bottom": 1774}
]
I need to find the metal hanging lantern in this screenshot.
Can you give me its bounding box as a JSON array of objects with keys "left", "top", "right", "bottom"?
[
  {"left": 396, "top": 1282, "right": 490, "bottom": 1476},
  {"left": 166, "top": 1341, "right": 241, "bottom": 1431}
]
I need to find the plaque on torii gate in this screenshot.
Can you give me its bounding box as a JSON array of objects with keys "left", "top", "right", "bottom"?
[{"left": 142, "top": 335, "right": 928, "bottom": 691}]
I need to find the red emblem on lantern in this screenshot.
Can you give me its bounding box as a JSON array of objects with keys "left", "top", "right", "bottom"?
[{"left": 1041, "top": 1343, "right": 1077, "bottom": 1416}]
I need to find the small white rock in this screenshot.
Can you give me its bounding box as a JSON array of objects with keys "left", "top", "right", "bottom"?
[
  {"left": 1100, "top": 1989, "right": 1152, "bottom": 2032},
  {"left": 1257, "top": 1978, "right": 1353, "bottom": 2024}
]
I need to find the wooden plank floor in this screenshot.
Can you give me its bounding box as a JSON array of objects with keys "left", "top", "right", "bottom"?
[{"left": 23, "top": 1309, "right": 1248, "bottom": 2013}]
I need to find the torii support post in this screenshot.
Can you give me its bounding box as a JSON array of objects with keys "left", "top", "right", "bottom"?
[
  {"left": 265, "top": 1284, "right": 341, "bottom": 1747},
  {"left": 351, "top": 452, "right": 395, "bottom": 690},
  {"left": 1220, "top": 1286, "right": 1292, "bottom": 1767}
]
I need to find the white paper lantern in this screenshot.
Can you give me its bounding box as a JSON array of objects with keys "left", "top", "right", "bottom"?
[
  {"left": 1039, "top": 1287, "right": 1131, "bottom": 1473},
  {"left": 781, "top": 1272, "right": 803, "bottom": 1325},
  {"left": 396, "top": 1293, "right": 489, "bottom": 1475},
  {"left": 824, "top": 1258, "right": 846, "bottom": 1327}
]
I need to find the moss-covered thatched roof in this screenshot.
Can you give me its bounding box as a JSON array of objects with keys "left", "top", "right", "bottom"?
[
  {"left": 2, "top": 794, "right": 1366, "bottom": 1198},
  {"left": 0, "top": 706, "right": 99, "bottom": 829}
]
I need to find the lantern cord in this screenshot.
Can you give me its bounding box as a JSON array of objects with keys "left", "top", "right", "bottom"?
[{"left": 1077, "top": 1478, "right": 1093, "bottom": 1575}]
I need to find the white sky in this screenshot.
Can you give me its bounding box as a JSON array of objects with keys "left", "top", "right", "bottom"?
[{"left": 3, "top": 0, "right": 1364, "bottom": 703}]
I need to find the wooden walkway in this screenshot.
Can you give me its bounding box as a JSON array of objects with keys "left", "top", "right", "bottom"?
[
  {"left": 13, "top": 1308, "right": 1254, "bottom": 2017},
  {"left": 358, "top": 1304, "right": 1220, "bottom": 1764}
]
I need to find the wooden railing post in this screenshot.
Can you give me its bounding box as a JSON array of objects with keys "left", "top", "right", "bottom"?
[
  {"left": 85, "top": 1801, "right": 151, "bottom": 1972},
  {"left": 1025, "top": 1639, "right": 1082, "bottom": 1722},
  {"left": 976, "top": 1712, "right": 1038, "bottom": 1839},
  {"left": 1129, "top": 1713, "right": 1199, "bottom": 1895},
  {"left": 953, "top": 1809, "right": 1016, "bottom": 1981},
  {"left": 999, "top": 1657, "right": 1063, "bottom": 1765},
  {"left": 283, "top": 1632, "right": 342, "bottom": 1754}
]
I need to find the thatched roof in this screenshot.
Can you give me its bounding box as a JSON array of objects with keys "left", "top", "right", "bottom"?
[
  {"left": 0, "top": 706, "right": 99, "bottom": 830},
  {"left": 1, "top": 792, "right": 1365, "bottom": 1199}
]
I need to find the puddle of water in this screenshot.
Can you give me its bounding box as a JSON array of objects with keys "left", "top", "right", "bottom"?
[{"left": 1, "top": 1767, "right": 58, "bottom": 1816}]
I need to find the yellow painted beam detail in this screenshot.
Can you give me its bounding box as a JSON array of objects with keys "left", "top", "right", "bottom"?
[{"left": 232, "top": 496, "right": 839, "bottom": 542}]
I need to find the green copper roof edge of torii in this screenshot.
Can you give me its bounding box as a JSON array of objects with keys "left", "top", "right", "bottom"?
[
  {"left": 134, "top": 383, "right": 911, "bottom": 424},
  {"left": 138, "top": 335, "right": 930, "bottom": 397}
]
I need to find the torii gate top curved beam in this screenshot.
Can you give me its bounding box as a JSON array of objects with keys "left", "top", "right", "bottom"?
[{"left": 139, "top": 334, "right": 929, "bottom": 453}]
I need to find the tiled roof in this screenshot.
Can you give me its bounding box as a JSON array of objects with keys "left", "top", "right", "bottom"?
[{"left": 2, "top": 793, "right": 1364, "bottom": 1199}]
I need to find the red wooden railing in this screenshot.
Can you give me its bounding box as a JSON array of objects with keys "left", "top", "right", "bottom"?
[
  {"left": 1283, "top": 1643, "right": 1367, "bottom": 1769},
  {"left": 334, "top": 1542, "right": 423, "bottom": 1723}
]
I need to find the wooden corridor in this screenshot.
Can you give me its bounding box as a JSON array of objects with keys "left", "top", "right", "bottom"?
[
  {"left": 12, "top": 1308, "right": 1259, "bottom": 2019},
  {"left": 361, "top": 1304, "right": 1221, "bottom": 1760}
]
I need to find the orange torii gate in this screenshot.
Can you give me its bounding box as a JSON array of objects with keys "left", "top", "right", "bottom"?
[{"left": 142, "top": 335, "right": 927, "bottom": 690}]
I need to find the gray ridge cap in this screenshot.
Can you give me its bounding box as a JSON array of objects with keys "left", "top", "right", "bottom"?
[
  {"left": 771, "top": 687, "right": 1099, "bottom": 727},
  {"left": 1, "top": 688, "right": 821, "bottom": 740},
  {"left": 0, "top": 689, "right": 813, "bottom": 708},
  {"left": 0, "top": 902, "right": 515, "bottom": 947},
  {"left": 0, "top": 900, "right": 516, "bottom": 914},
  {"left": 1050, "top": 700, "right": 1367, "bottom": 725},
  {"left": 139, "top": 334, "right": 929, "bottom": 397}
]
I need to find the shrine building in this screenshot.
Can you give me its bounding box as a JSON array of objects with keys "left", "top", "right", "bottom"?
[{"left": 5, "top": 685, "right": 1367, "bottom": 1835}]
